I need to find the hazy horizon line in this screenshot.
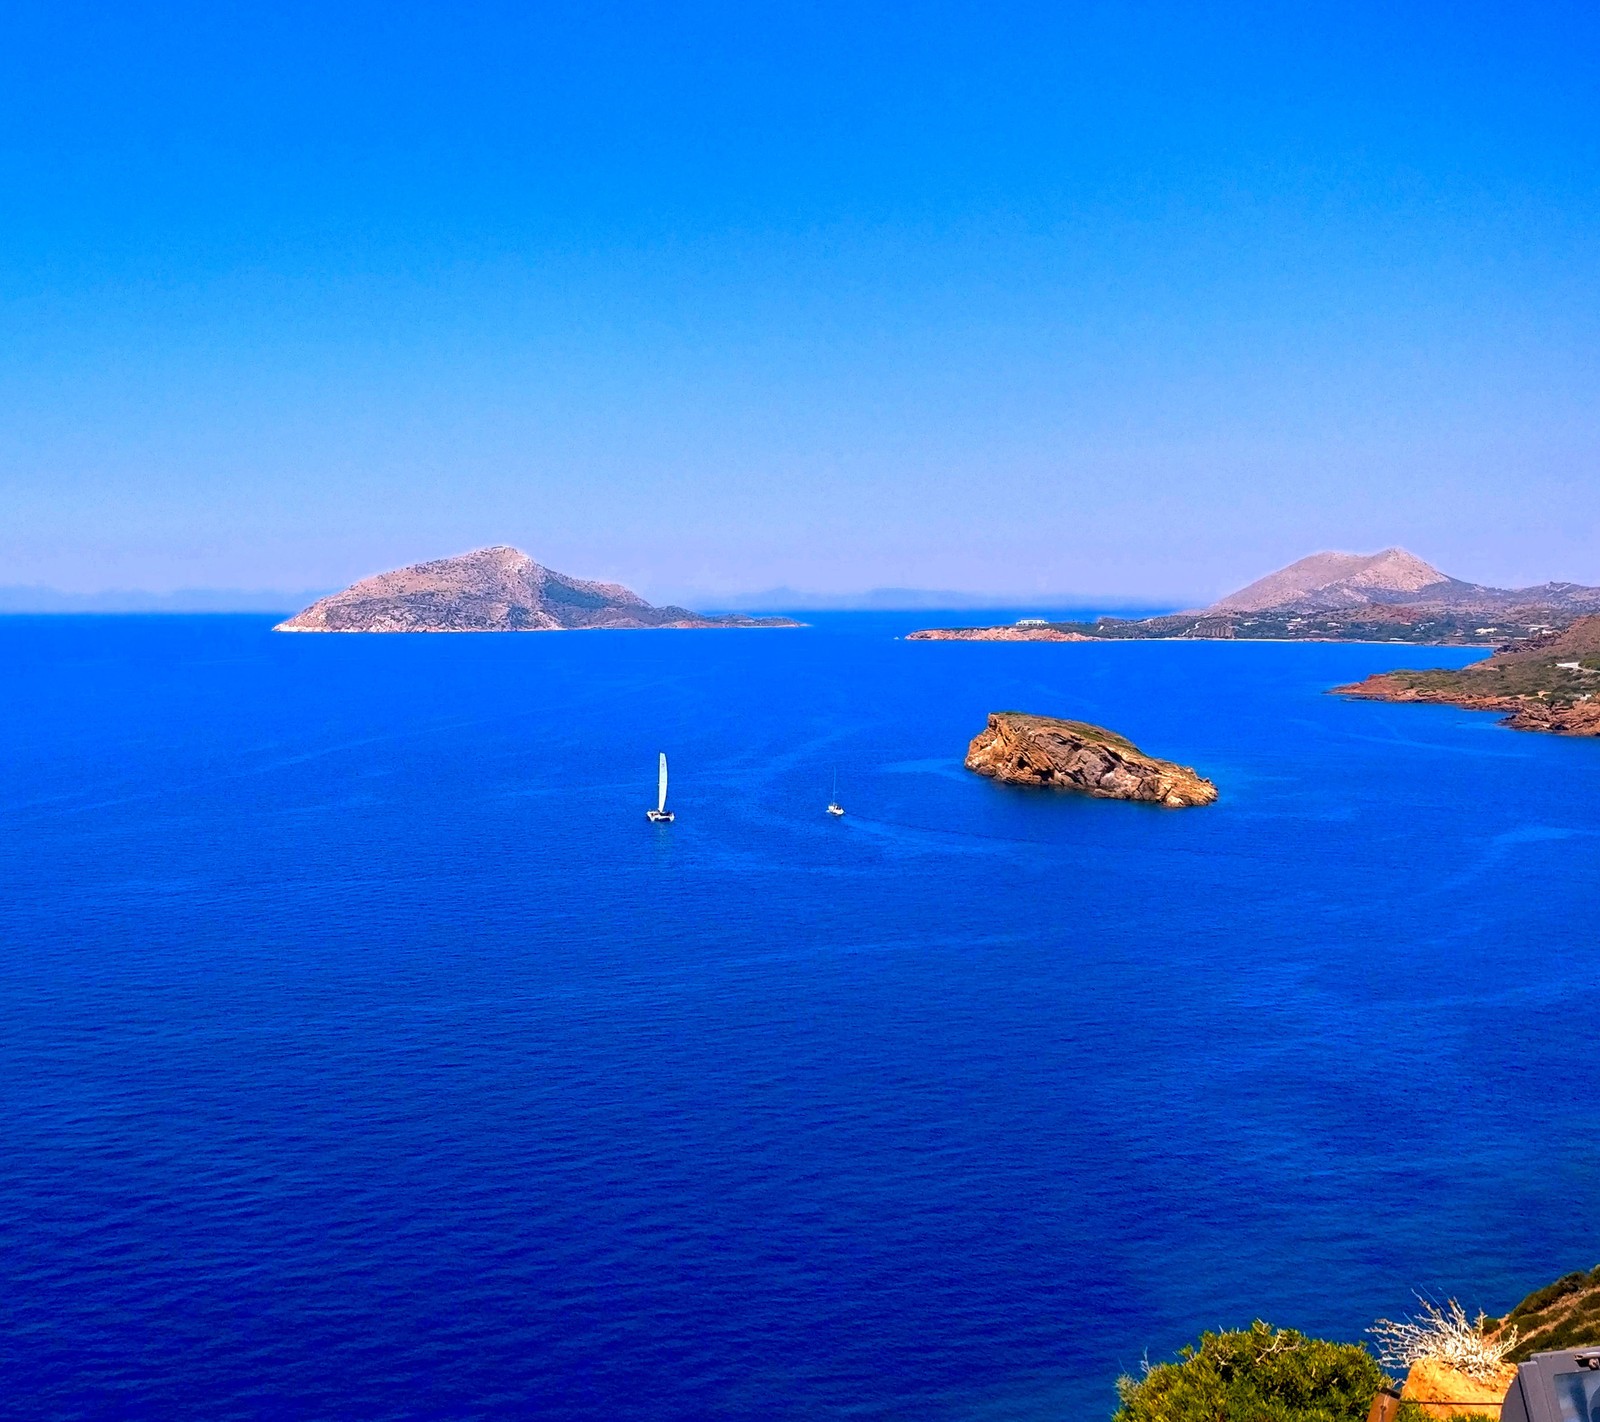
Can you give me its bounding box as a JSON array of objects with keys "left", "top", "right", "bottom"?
[{"left": 0, "top": 583, "right": 1182, "bottom": 616}]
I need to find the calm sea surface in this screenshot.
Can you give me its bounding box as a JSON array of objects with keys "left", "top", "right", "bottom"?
[{"left": 3, "top": 613, "right": 1598, "bottom": 1420}]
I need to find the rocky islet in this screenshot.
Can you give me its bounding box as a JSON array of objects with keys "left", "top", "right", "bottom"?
[{"left": 964, "top": 712, "right": 1218, "bottom": 807}]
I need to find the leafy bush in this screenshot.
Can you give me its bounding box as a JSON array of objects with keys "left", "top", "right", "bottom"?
[{"left": 1113, "top": 1321, "right": 1391, "bottom": 1422}]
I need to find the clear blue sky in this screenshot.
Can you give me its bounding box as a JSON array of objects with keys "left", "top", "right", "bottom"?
[{"left": 2, "top": 1, "right": 1597, "bottom": 602}]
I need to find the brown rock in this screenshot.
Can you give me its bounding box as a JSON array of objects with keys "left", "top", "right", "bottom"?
[
  {"left": 1498, "top": 698, "right": 1600, "bottom": 734},
  {"left": 964, "top": 713, "right": 1218, "bottom": 807},
  {"left": 1400, "top": 1356, "right": 1515, "bottom": 1418}
]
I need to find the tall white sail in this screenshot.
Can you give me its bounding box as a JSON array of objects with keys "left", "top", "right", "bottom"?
[{"left": 657, "top": 753, "right": 669, "bottom": 815}]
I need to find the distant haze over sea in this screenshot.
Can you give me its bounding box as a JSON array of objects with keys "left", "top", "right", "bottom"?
[
  {"left": 0, "top": 582, "right": 1174, "bottom": 618},
  {"left": 677, "top": 587, "right": 1176, "bottom": 614},
  {"left": 0, "top": 586, "right": 333, "bottom": 614}
]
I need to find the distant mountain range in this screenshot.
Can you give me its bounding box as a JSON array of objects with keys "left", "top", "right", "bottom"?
[{"left": 275, "top": 547, "right": 800, "bottom": 633}]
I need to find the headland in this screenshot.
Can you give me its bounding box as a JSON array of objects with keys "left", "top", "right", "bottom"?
[
  {"left": 1334, "top": 614, "right": 1600, "bottom": 735},
  {"left": 909, "top": 549, "right": 1600, "bottom": 647}
]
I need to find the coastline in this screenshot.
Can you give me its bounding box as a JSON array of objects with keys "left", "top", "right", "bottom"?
[
  {"left": 904, "top": 631, "right": 1496, "bottom": 647},
  {"left": 273, "top": 620, "right": 805, "bottom": 633}
]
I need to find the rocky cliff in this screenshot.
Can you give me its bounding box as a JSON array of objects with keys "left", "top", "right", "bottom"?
[
  {"left": 1335, "top": 614, "right": 1600, "bottom": 735},
  {"left": 275, "top": 547, "right": 801, "bottom": 633},
  {"left": 965, "top": 713, "right": 1218, "bottom": 806}
]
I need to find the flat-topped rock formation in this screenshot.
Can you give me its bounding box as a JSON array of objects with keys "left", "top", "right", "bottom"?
[
  {"left": 276, "top": 547, "right": 801, "bottom": 633},
  {"left": 1334, "top": 614, "right": 1600, "bottom": 735},
  {"left": 908, "top": 549, "right": 1600, "bottom": 646},
  {"left": 965, "top": 713, "right": 1218, "bottom": 807}
]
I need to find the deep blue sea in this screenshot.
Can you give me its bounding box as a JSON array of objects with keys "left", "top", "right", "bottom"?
[{"left": 3, "top": 613, "right": 1598, "bottom": 1420}]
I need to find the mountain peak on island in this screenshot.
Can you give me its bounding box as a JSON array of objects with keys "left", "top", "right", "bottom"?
[
  {"left": 275, "top": 547, "right": 798, "bottom": 633},
  {"left": 1209, "top": 548, "right": 1451, "bottom": 612}
]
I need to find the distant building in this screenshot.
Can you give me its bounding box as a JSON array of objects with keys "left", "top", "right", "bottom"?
[
  {"left": 1188, "top": 617, "right": 1235, "bottom": 639},
  {"left": 1014, "top": 618, "right": 1050, "bottom": 627}
]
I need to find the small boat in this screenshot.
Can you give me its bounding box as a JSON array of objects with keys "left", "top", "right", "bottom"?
[
  {"left": 826, "top": 768, "right": 845, "bottom": 817},
  {"left": 647, "top": 752, "right": 674, "bottom": 822}
]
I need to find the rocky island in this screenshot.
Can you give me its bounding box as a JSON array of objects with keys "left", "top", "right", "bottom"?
[
  {"left": 275, "top": 547, "right": 801, "bottom": 633},
  {"left": 966, "top": 713, "right": 1218, "bottom": 806},
  {"left": 911, "top": 548, "right": 1600, "bottom": 646},
  {"left": 1334, "top": 614, "right": 1600, "bottom": 735}
]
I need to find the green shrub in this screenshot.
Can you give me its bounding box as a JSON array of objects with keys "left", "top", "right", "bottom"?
[
  {"left": 1113, "top": 1321, "right": 1391, "bottom": 1422},
  {"left": 1493, "top": 1263, "right": 1600, "bottom": 1360}
]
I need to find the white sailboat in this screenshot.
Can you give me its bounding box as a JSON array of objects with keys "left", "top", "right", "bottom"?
[
  {"left": 827, "top": 768, "right": 845, "bottom": 817},
  {"left": 647, "top": 752, "right": 674, "bottom": 822}
]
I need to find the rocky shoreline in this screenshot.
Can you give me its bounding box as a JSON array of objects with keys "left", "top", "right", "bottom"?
[
  {"left": 1335, "top": 679, "right": 1600, "bottom": 734},
  {"left": 1334, "top": 614, "right": 1600, "bottom": 736}
]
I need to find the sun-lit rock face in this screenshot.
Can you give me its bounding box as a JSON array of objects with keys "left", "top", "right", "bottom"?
[
  {"left": 1400, "top": 1357, "right": 1517, "bottom": 1419},
  {"left": 964, "top": 713, "right": 1218, "bottom": 807}
]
